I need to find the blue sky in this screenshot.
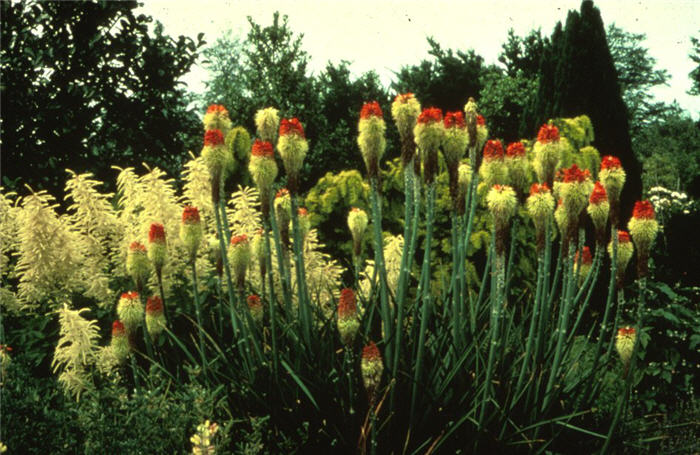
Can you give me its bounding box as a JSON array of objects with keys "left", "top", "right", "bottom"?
[{"left": 138, "top": 0, "right": 700, "bottom": 118}]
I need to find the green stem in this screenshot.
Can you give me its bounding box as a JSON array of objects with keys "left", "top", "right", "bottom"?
[
  {"left": 263, "top": 225, "right": 279, "bottom": 375},
  {"left": 191, "top": 261, "right": 207, "bottom": 376},
  {"left": 269, "top": 203, "right": 293, "bottom": 316},
  {"left": 369, "top": 178, "right": 391, "bottom": 366},
  {"left": 290, "top": 195, "right": 312, "bottom": 346}
]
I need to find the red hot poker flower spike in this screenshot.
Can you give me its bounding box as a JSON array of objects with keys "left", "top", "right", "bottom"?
[
  {"left": 632, "top": 200, "right": 655, "bottom": 220},
  {"left": 537, "top": 124, "right": 560, "bottom": 143},
  {"left": 575, "top": 246, "right": 593, "bottom": 265},
  {"left": 506, "top": 141, "right": 525, "bottom": 158},
  {"left": 360, "top": 101, "right": 383, "bottom": 119},
  {"left": 129, "top": 241, "right": 147, "bottom": 252},
  {"left": 444, "top": 111, "right": 466, "bottom": 128},
  {"left": 530, "top": 182, "right": 551, "bottom": 195},
  {"left": 618, "top": 326, "right": 636, "bottom": 336},
  {"left": 279, "top": 118, "right": 305, "bottom": 138},
  {"left": 149, "top": 223, "right": 166, "bottom": 244},
  {"left": 483, "top": 140, "right": 505, "bottom": 159},
  {"left": 394, "top": 93, "right": 414, "bottom": 103},
  {"left": 251, "top": 139, "right": 274, "bottom": 158},
  {"left": 562, "top": 164, "right": 591, "bottom": 183},
  {"left": 146, "top": 296, "right": 163, "bottom": 314},
  {"left": 476, "top": 115, "right": 486, "bottom": 126},
  {"left": 298, "top": 207, "right": 308, "bottom": 216},
  {"left": 112, "top": 320, "right": 126, "bottom": 336},
  {"left": 206, "top": 104, "right": 229, "bottom": 115},
  {"left": 276, "top": 188, "right": 289, "bottom": 199},
  {"left": 601, "top": 155, "right": 622, "bottom": 170},
  {"left": 230, "top": 234, "right": 248, "bottom": 246},
  {"left": 417, "top": 107, "right": 443, "bottom": 124},
  {"left": 362, "top": 341, "right": 381, "bottom": 361},
  {"left": 204, "top": 129, "right": 225, "bottom": 146},
  {"left": 590, "top": 182, "right": 608, "bottom": 204},
  {"left": 337, "top": 288, "right": 357, "bottom": 318},
  {"left": 617, "top": 230, "right": 631, "bottom": 243},
  {"left": 121, "top": 291, "right": 139, "bottom": 300},
  {"left": 247, "top": 295, "right": 261, "bottom": 308},
  {"left": 182, "top": 206, "right": 200, "bottom": 224}
]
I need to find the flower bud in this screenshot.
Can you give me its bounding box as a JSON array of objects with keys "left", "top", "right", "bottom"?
[
  {"left": 337, "top": 289, "right": 359, "bottom": 346},
  {"left": 254, "top": 107, "right": 280, "bottom": 143},
  {"left": 479, "top": 140, "right": 509, "bottom": 189},
  {"left": 111, "top": 320, "right": 130, "bottom": 362},
  {"left": 414, "top": 108, "right": 444, "bottom": 183},
  {"left": 180, "top": 206, "right": 203, "bottom": 261},
  {"left": 145, "top": 296, "right": 166, "bottom": 340},
  {"left": 587, "top": 182, "right": 610, "bottom": 244},
  {"left": 358, "top": 101, "right": 387, "bottom": 179},
  {"left": 148, "top": 223, "right": 167, "bottom": 274},
  {"left": 277, "top": 118, "right": 308, "bottom": 193},
  {"left": 117, "top": 291, "right": 143, "bottom": 334},
  {"left": 615, "top": 326, "right": 636, "bottom": 368},
  {"left": 229, "top": 234, "right": 251, "bottom": 289},
  {"left": 247, "top": 295, "right": 263, "bottom": 325},
  {"left": 533, "top": 123, "right": 563, "bottom": 186},
  {"left": 203, "top": 105, "right": 232, "bottom": 136},
  {"left": 126, "top": 241, "right": 150, "bottom": 290},
  {"left": 361, "top": 341, "right": 383, "bottom": 399}
]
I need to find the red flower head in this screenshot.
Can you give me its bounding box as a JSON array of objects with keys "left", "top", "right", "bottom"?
[
  {"left": 146, "top": 296, "right": 163, "bottom": 314},
  {"left": 537, "top": 124, "right": 560, "bottom": 143},
  {"left": 251, "top": 139, "right": 274, "bottom": 158},
  {"left": 298, "top": 207, "right": 308, "bottom": 216},
  {"left": 601, "top": 155, "right": 622, "bottom": 170},
  {"left": 617, "top": 230, "right": 631, "bottom": 243},
  {"left": 529, "top": 182, "right": 551, "bottom": 196},
  {"left": 362, "top": 341, "right": 381, "bottom": 361},
  {"left": 279, "top": 118, "right": 305, "bottom": 138},
  {"left": 590, "top": 182, "right": 608, "bottom": 205},
  {"left": 149, "top": 223, "right": 166, "bottom": 244},
  {"left": 575, "top": 246, "right": 593, "bottom": 266},
  {"left": 483, "top": 140, "right": 505, "bottom": 160},
  {"left": 476, "top": 115, "right": 486, "bottom": 126},
  {"left": 444, "top": 111, "right": 466, "bottom": 129},
  {"left": 182, "top": 206, "right": 200, "bottom": 224},
  {"left": 230, "top": 234, "right": 248, "bottom": 246},
  {"left": 204, "top": 129, "right": 225, "bottom": 146},
  {"left": 394, "top": 92, "right": 415, "bottom": 103},
  {"left": 417, "top": 107, "right": 443, "bottom": 124},
  {"left": 120, "top": 291, "right": 139, "bottom": 300},
  {"left": 506, "top": 141, "right": 526, "bottom": 158},
  {"left": 632, "top": 200, "right": 655, "bottom": 220},
  {"left": 206, "top": 104, "right": 229, "bottom": 115},
  {"left": 112, "top": 320, "right": 126, "bottom": 337},
  {"left": 618, "top": 326, "right": 635, "bottom": 337},
  {"left": 129, "top": 241, "right": 147, "bottom": 252},
  {"left": 247, "top": 294, "right": 262, "bottom": 309},
  {"left": 360, "top": 101, "right": 383, "bottom": 119},
  {"left": 0, "top": 344, "right": 13, "bottom": 353},
  {"left": 561, "top": 164, "right": 591, "bottom": 183},
  {"left": 276, "top": 188, "right": 289, "bottom": 199},
  {"left": 337, "top": 288, "right": 357, "bottom": 319}
]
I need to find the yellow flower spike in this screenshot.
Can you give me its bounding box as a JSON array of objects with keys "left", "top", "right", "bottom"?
[
  {"left": 116, "top": 291, "right": 143, "bottom": 334},
  {"left": 347, "top": 207, "right": 368, "bottom": 247},
  {"left": 254, "top": 106, "right": 280, "bottom": 143},
  {"left": 225, "top": 126, "right": 251, "bottom": 177},
  {"left": 391, "top": 93, "right": 421, "bottom": 141},
  {"left": 628, "top": 200, "right": 659, "bottom": 278}
]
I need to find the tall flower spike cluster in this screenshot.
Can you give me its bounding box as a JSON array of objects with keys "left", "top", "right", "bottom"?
[
  {"left": 254, "top": 107, "right": 280, "bottom": 143},
  {"left": 414, "top": 107, "right": 444, "bottom": 184},
  {"left": 587, "top": 181, "right": 610, "bottom": 245},
  {"left": 180, "top": 206, "right": 203, "bottom": 262},
  {"left": 599, "top": 155, "right": 625, "bottom": 227},
  {"left": 361, "top": 341, "right": 383, "bottom": 400},
  {"left": 249, "top": 139, "right": 278, "bottom": 217},
  {"left": 487, "top": 185, "right": 518, "bottom": 255},
  {"left": 443, "top": 111, "right": 469, "bottom": 210},
  {"left": 337, "top": 288, "right": 359, "bottom": 346},
  {"left": 358, "top": 101, "right": 387, "bottom": 180},
  {"left": 608, "top": 230, "right": 634, "bottom": 288},
  {"left": 526, "top": 183, "right": 555, "bottom": 252},
  {"left": 391, "top": 93, "right": 421, "bottom": 167},
  {"left": 505, "top": 142, "right": 529, "bottom": 199},
  {"left": 145, "top": 296, "right": 165, "bottom": 340},
  {"left": 533, "top": 123, "right": 563, "bottom": 187},
  {"left": 126, "top": 241, "right": 150, "bottom": 292},
  {"left": 347, "top": 207, "right": 368, "bottom": 258},
  {"left": 277, "top": 118, "right": 308, "bottom": 193},
  {"left": 628, "top": 200, "right": 658, "bottom": 278},
  {"left": 479, "top": 140, "right": 508, "bottom": 189}
]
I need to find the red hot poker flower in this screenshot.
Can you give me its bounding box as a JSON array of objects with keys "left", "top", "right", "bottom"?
[
  {"left": 590, "top": 182, "right": 608, "bottom": 204},
  {"left": 561, "top": 164, "right": 591, "bottom": 183},
  {"left": 362, "top": 341, "right": 381, "bottom": 361},
  {"left": 276, "top": 188, "right": 289, "bottom": 199},
  {"left": 360, "top": 101, "right": 383, "bottom": 119},
  {"left": 537, "top": 124, "right": 560, "bottom": 143},
  {"left": 575, "top": 246, "right": 593, "bottom": 265},
  {"left": 417, "top": 107, "right": 443, "bottom": 124},
  {"left": 129, "top": 241, "right": 146, "bottom": 252},
  {"left": 601, "top": 155, "right": 622, "bottom": 170},
  {"left": 206, "top": 104, "right": 229, "bottom": 115},
  {"left": 182, "top": 206, "right": 200, "bottom": 224},
  {"left": 230, "top": 234, "right": 248, "bottom": 246},
  {"left": 149, "top": 223, "right": 166, "bottom": 244},
  {"left": 337, "top": 288, "right": 357, "bottom": 319},
  {"left": 279, "top": 118, "right": 305, "bottom": 138},
  {"left": 506, "top": 141, "right": 525, "bottom": 158},
  {"left": 112, "top": 320, "right": 126, "bottom": 337},
  {"left": 632, "top": 200, "right": 655, "bottom": 220},
  {"left": 618, "top": 326, "right": 636, "bottom": 336},
  {"left": 476, "top": 115, "right": 486, "bottom": 126},
  {"left": 617, "top": 230, "right": 631, "bottom": 243},
  {"left": 146, "top": 296, "right": 163, "bottom": 314},
  {"left": 394, "top": 92, "right": 415, "bottom": 103},
  {"left": 120, "top": 291, "right": 139, "bottom": 300},
  {"left": 298, "top": 207, "right": 308, "bottom": 216},
  {"left": 204, "top": 129, "right": 225, "bottom": 146},
  {"left": 483, "top": 140, "right": 505, "bottom": 160},
  {"left": 530, "top": 182, "right": 551, "bottom": 195},
  {"left": 444, "top": 111, "right": 466, "bottom": 129},
  {"left": 251, "top": 139, "right": 274, "bottom": 158},
  {"left": 247, "top": 294, "right": 262, "bottom": 309}
]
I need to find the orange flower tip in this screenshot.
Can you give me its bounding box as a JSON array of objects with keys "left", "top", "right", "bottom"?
[
  {"left": 618, "top": 326, "right": 635, "bottom": 336},
  {"left": 561, "top": 164, "right": 591, "bottom": 183},
  {"left": 120, "top": 291, "right": 139, "bottom": 300},
  {"left": 575, "top": 246, "right": 593, "bottom": 265},
  {"left": 590, "top": 182, "right": 608, "bottom": 204},
  {"left": 204, "top": 129, "right": 225, "bottom": 146},
  {"left": 146, "top": 296, "right": 163, "bottom": 314},
  {"left": 251, "top": 139, "right": 274, "bottom": 158},
  {"left": 394, "top": 92, "right": 415, "bottom": 103},
  {"left": 149, "top": 223, "right": 166, "bottom": 243},
  {"left": 337, "top": 288, "right": 357, "bottom": 318},
  {"left": 483, "top": 140, "right": 504, "bottom": 159},
  {"left": 247, "top": 295, "right": 262, "bottom": 308},
  {"left": 601, "top": 155, "right": 622, "bottom": 170},
  {"left": 0, "top": 345, "right": 12, "bottom": 352},
  {"left": 444, "top": 111, "right": 466, "bottom": 129},
  {"left": 617, "top": 230, "right": 631, "bottom": 243},
  {"left": 632, "top": 200, "right": 655, "bottom": 220},
  {"left": 279, "top": 118, "right": 305, "bottom": 138},
  {"left": 506, "top": 142, "right": 526, "bottom": 158},
  {"left": 362, "top": 341, "right": 381, "bottom": 361},
  {"left": 417, "top": 107, "right": 443, "bottom": 124},
  {"left": 360, "top": 101, "right": 383, "bottom": 119},
  {"left": 129, "top": 241, "right": 147, "bottom": 252},
  {"left": 298, "top": 207, "right": 308, "bottom": 216},
  {"left": 112, "top": 320, "right": 126, "bottom": 336},
  {"left": 275, "top": 188, "right": 289, "bottom": 199},
  {"left": 350, "top": 207, "right": 361, "bottom": 212},
  {"left": 206, "top": 104, "right": 229, "bottom": 115},
  {"left": 476, "top": 114, "right": 486, "bottom": 126},
  {"left": 529, "top": 182, "right": 551, "bottom": 195},
  {"left": 230, "top": 234, "right": 249, "bottom": 246},
  {"left": 537, "top": 124, "right": 560, "bottom": 143},
  {"left": 182, "top": 206, "right": 201, "bottom": 224}
]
